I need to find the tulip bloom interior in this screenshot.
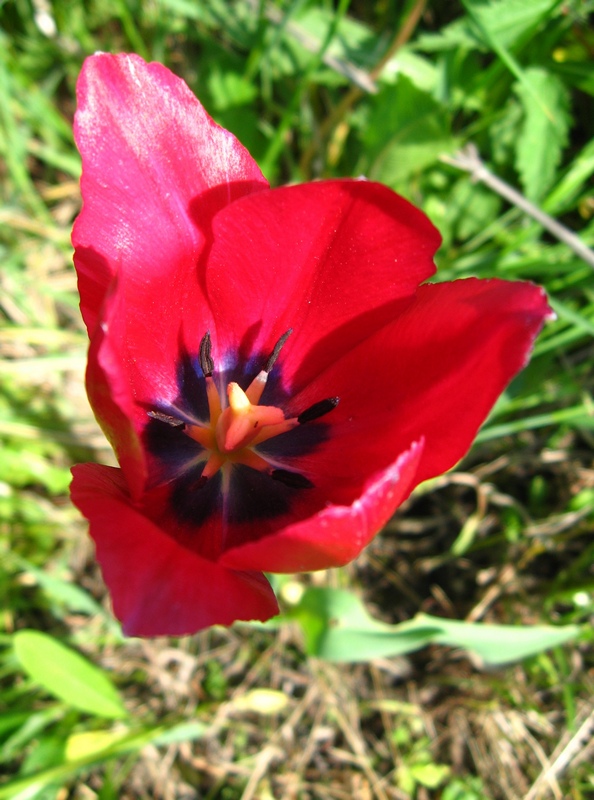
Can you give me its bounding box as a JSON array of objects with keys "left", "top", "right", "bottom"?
[
  {"left": 70, "top": 53, "right": 553, "bottom": 637},
  {"left": 144, "top": 328, "right": 340, "bottom": 541}
]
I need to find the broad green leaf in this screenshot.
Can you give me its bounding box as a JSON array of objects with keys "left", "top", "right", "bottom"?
[
  {"left": 291, "top": 589, "right": 578, "bottom": 665},
  {"left": 417, "top": 0, "right": 561, "bottom": 52},
  {"left": 362, "top": 75, "right": 455, "bottom": 189},
  {"left": 13, "top": 631, "right": 127, "bottom": 719},
  {"left": 423, "top": 614, "right": 580, "bottom": 665},
  {"left": 381, "top": 49, "right": 438, "bottom": 93},
  {"left": 514, "top": 68, "right": 571, "bottom": 200},
  {"left": 462, "top": 0, "right": 566, "bottom": 139},
  {"left": 291, "top": 6, "right": 378, "bottom": 72},
  {"left": 207, "top": 68, "right": 257, "bottom": 111},
  {"left": 464, "top": 0, "right": 563, "bottom": 51},
  {"left": 291, "top": 588, "right": 441, "bottom": 661}
]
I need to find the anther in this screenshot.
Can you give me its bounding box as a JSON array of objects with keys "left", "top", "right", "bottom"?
[
  {"left": 199, "top": 331, "right": 214, "bottom": 377},
  {"left": 264, "top": 329, "right": 292, "bottom": 373},
  {"left": 297, "top": 397, "right": 340, "bottom": 424},
  {"left": 147, "top": 410, "right": 185, "bottom": 428},
  {"left": 246, "top": 329, "right": 293, "bottom": 405},
  {"left": 270, "top": 469, "right": 314, "bottom": 489}
]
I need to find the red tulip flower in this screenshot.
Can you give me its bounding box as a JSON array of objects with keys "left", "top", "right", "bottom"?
[{"left": 70, "top": 53, "right": 551, "bottom": 637}]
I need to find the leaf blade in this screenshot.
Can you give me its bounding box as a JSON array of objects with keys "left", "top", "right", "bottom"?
[{"left": 14, "top": 631, "right": 127, "bottom": 719}]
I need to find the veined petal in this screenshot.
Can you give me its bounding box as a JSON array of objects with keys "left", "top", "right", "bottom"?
[
  {"left": 285, "top": 278, "right": 552, "bottom": 496},
  {"left": 220, "top": 441, "right": 424, "bottom": 572},
  {"left": 205, "top": 179, "right": 440, "bottom": 382},
  {"left": 86, "top": 279, "right": 146, "bottom": 499},
  {"left": 70, "top": 463, "right": 279, "bottom": 636},
  {"left": 73, "top": 52, "right": 268, "bottom": 336}
]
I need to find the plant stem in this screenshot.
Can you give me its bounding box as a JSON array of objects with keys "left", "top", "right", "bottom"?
[{"left": 442, "top": 144, "right": 594, "bottom": 269}]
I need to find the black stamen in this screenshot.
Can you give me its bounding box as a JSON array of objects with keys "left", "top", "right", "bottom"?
[
  {"left": 270, "top": 469, "right": 314, "bottom": 489},
  {"left": 147, "top": 410, "right": 186, "bottom": 428},
  {"left": 297, "top": 397, "right": 340, "bottom": 425},
  {"left": 264, "top": 329, "right": 293, "bottom": 373},
  {"left": 199, "top": 331, "right": 214, "bottom": 377}
]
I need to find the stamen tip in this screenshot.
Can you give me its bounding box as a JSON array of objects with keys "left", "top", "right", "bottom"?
[
  {"left": 264, "top": 329, "right": 293, "bottom": 373},
  {"left": 147, "top": 410, "right": 185, "bottom": 428},
  {"left": 297, "top": 396, "right": 340, "bottom": 425},
  {"left": 199, "top": 331, "right": 214, "bottom": 377},
  {"left": 270, "top": 469, "right": 314, "bottom": 489}
]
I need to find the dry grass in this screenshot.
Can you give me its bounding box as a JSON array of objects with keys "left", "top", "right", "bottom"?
[{"left": 57, "top": 435, "right": 593, "bottom": 800}]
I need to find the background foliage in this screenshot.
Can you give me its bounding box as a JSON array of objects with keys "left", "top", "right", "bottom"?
[{"left": 1, "top": 0, "right": 593, "bottom": 798}]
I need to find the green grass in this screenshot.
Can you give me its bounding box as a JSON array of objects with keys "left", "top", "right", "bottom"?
[{"left": 1, "top": 1, "right": 593, "bottom": 798}]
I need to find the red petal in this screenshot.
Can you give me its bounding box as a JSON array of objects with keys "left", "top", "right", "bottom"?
[
  {"left": 85, "top": 281, "right": 146, "bottom": 499},
  {"left": 73, "top": 53, "right": 267, "bottom": 335},
  {"left": 70, "top": 463, "right": 279, "bottom": 636},
  {"left": 221, "top": 440, "right": 424, "bottom": 572},
  {"left": 288, "top": 278, "right": 552, "bottom": 495},
  {"left": 205, "top": 179, "right": 440, "bottom": 382}
]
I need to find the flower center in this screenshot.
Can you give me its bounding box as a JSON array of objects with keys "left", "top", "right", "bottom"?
[{"left": 147, "top": 330, "right": 339, "bottom": 491}]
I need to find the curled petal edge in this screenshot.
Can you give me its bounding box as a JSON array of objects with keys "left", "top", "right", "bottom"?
[
  {"left": 73, "top": 52, "right": 267, "bottom": 334},
  {"left": 71, "top": 463, "right": 279, "bottom": 637},
  {"left": 85, "top": 277, "right": 147, "bottom": 499},
  {"left": 221, "top": 439, "right": 425, "bottom": 573}
]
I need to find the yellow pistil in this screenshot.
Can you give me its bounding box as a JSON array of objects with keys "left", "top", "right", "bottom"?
[
  {"left": 182, "top": 337, "right": 299, "bottom": 480},
  {"left": 216, "top": 382, "right": 287, "bottom": 453},
  {"left": 152, "top": 330, "right": 336, "bottom": 489}
]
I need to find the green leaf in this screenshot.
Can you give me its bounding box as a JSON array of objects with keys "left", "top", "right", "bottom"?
[
  {"left": 207, "top": 68, "right": 257, "bottom": 112},
  {"left": 0, "top": 707, "right": 64, "bottom": 763},
  {"left": 9, "top": 554, "right": 123, "bottom": 636},
  {"left": 13, "top": 631, "right": 127, "bottom": 719},
  {"left": 0, "top": 721, "right": 206, "bottom": 800},
  {"left": 514, "top": 68, "right": 571, "bottom": 200},
  {"left": 464, "top": 0, "right": 563, "bottom": 51},
  {"left": 291, "top": 6, "right": 378, "bottom": 72},
  {"left": 445, "top": 179, "right": 502, "bottom": 243},
  {"left": 549, "top": 61, "right": 594, "bottom": 98},
  {"left": 290, "top": 589, "right": 578, "bottom": 665},
  {"left": 418, "top": 0, "right": 561, "bottom": 52},
  {"left": 362, "top": 75, "right": 455, "bottom": 189},
  {"left": 544, "top": 136, "right": 594, "bottom": 215},
  {"left": 291, "top": 588, "right": 442, "bottom": 661},
  {"left": 410, "top": 762, "right": 451, "bottom": 789},
  {"left": 0, "top": 712, "right": 32, "bottom": 739},
  {"left": 0, "top": 446, "right": 71, "bottom": 494},
  {"left": 418, "top": 613, "right": 580, "bottom": 666}
]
